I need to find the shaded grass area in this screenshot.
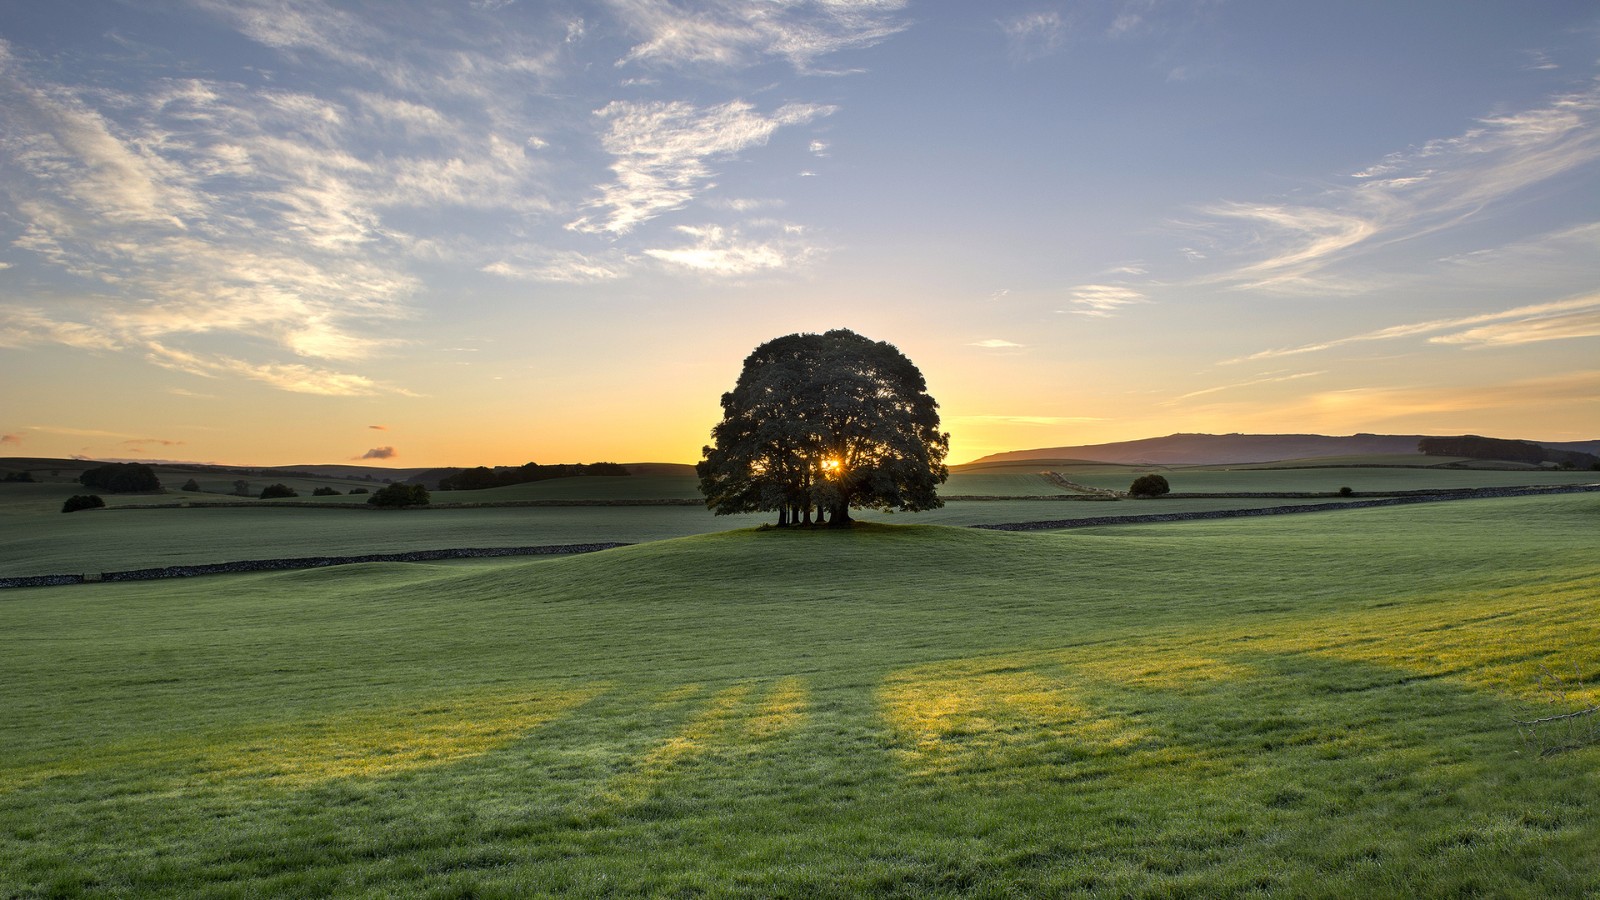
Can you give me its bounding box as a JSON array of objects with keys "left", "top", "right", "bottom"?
[{"left": 2, "top": 495, "right": 1598, "bottom": 896}]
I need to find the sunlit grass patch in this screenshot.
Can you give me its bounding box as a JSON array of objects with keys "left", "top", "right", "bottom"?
[
  {"left": 1066, "top": 646, "right": 1256, "bottom": 692},
  {"left": 748, "top": 676, "right": 808, "bottom": 740},
  {"left": 1, "top": 686, "right": 605, "bottom": 792},
  {"left": 878, "top": 662, "right": 1149, "bottom": 777},
  {"left": 603, "top": 683, "right": 754, "bottom": 805}
]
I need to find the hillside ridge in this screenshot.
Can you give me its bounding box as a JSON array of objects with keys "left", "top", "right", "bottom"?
[{"left": 967, "top": 433, "right": 1600, "bottom": 467}]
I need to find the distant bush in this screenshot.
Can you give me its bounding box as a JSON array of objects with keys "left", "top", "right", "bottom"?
[
  {"left": 2, "top": 471, "right": 35, "bottom": 483},
  {"left": 311, "top": 486, "right": 342, "bottom": 496},
  {"left": 349, "top": 487, "right": 369, "bottom": 494},
  {"left": 368, "top": 483, "right": 429, "bottom": 508},
  {"left": 1338, "top": 486, "right": 1353, "bottom": 497},
  {"left": 259, "top": 483, "right": 299, "bottom": 499},
  {"left": 62, "top": 494, "right": 105, "bottom": 513},
  {"left": 180, "top": 478, "right": 201, "bottom": 492},
  {"left": 437, "top": 461, "right": 631, "bottom": 491},
  {"left": 1128, "top": 474, "right": 1171, "bottom": 498},
  {"left": 232, "top": 479, "right": 250, "bottom": 496},
  {"left": 79, "top": 463, "right": 161, "bottom": 493}
]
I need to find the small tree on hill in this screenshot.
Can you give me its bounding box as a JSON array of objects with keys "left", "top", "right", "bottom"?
[
  {"left": 368, "top": 483, "right": 429, "bottom": 507},
  {"left": 180, "top": 478, "right": 201, "bottom": 492},
  {"left": 259, "top": 483, "right": 298, "bottom": 499},
  {"left": 312, "top": 486, "right": 341, "bottom": 496},
  {"left": 1129, "top": 474, "right": 1170, "bottom": 498},
  {"left": 62, "top": 494, "right": 105, "bottom": 513},
  {"left": 232, "top": 479, "right": 250, "bottom": 496}
]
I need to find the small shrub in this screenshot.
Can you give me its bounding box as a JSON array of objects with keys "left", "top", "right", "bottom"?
[
  {"left": 62, "top": 494, "right": 105, "bottom": 513},
  {"left": 2, "top": 471, "right": 36, "bottom": 483},
  {"left": 311, "top": 486, "right": 341, "bottom": 496},
  {"left": 1338, "top": 486, "right": 1354, "bottom": 497},
  {"left": 180, "top": 478, "right": 202, "bottom": 492},
  {"left": 349, "top": 487, "right": 369, "bottom": 494},
  {"left": 1128, "top": 474, "right": 1170, "bottom": 498},
  {"left": 368, "top": 483, "right": 429, "bottom": 508},
  {"left": 259, "top": 483, "right": 299, "bottom": 499}
]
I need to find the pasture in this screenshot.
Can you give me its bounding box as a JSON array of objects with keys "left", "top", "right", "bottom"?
[{"left": 2, "top": 493, "right": 1598, "bottom": 896}]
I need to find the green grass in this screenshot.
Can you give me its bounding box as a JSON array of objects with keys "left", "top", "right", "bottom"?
[{"left": 2, "top": 495, "right": 1598, "bottom": 896}]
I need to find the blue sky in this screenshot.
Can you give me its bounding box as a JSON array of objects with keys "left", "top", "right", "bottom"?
[{"left": 1, "top": 1, "right": 1597, "bottom": 465}]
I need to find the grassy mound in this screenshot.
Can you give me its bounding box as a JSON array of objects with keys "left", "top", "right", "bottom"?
[{"left": 1, "top": 499, "right": 1598, "bottom": 895}]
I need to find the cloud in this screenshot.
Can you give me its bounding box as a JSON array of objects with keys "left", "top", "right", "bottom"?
[
  {"left": 1428, "top": 309, "right": 1600, "bottom": 348},
  {"left": 1187, "top": 78, "right": 1600, "bottom": 291},
  {"left": 1000, "top": 12, "right": 1065, "bottom": 62},
  {"left": 482, "top": 250, "right": 629, "bottom": 283},
  {"left": 643, "top": 223, "right": 816, "bottom": 275},
  {"left": 1168, "top": 371, "right": 1326, "bottom": 404},
  {"left": 1061, "top": 284, "right": 1146, "bottom": 317},
  {"left": 971, "top": 338, "right": 1024, "bottom": 349},
  {"left": 369, "top": 424, "right": 387, "bottom": 430},
  {"left": 0, "top": 307, "right": 121, "bottom": 351},
  {"left": 569, "top": 99, "right": 835, "bottom": 234},
  {"left": 1304, "top": 370, "right": 1600, "bottom": 421},
  {"left": 1226, "top": 292, "right": 1600, "bottom": 364},
  {"left": 146, "top": 343, "right": 407, "bottom": 396},
  {"left": 610, "top": 0, "right": 909, "bottom": 73},
  {"left": 358, "top": 446, "right": 397, "bottom": 460},
  {"left": 0, "top": 433, "right": 20, "bottom": 445}
]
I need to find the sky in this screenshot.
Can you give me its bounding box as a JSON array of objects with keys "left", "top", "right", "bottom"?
[{"left": 2, "top": 1, "right": 1598, "bottom": 467}]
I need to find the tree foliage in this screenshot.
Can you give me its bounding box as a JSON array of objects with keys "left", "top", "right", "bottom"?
[
  {"left": 367, "top": 483, "right": 430, "bottom": 507},
  {"left": 62, "top": 494, "right": 105, "bottom": 513},
  {"left": 312, "top": 486, "right": 342, "bottom": 496},
  {"left": 2, "top": 470, "right": 35, "bottom": 483},
  {"left": 698, "top": 329, "right": 949, "bottom": 527},
  {"left": 78, "top": 463, "right": 161, "bottom": 493},
  {"left": 1128, "top": 474, "right": 1171, "bottom": 498},
  {"left": 180, "top": 478, "right": 202, "bottom": 492},
  {"left": 258, "top": 483, "right": 298, "bottom": 499}
]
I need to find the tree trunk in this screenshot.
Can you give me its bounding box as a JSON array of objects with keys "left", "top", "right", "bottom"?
[
  {"left": 801, "top": 504, "right": 812, "bottom": 525},
  {"left": 829, "top": 502, "right": 852, "bottom": 528},
  {"left": 778, "top": 507, "right": 789, "bottom": 527}
]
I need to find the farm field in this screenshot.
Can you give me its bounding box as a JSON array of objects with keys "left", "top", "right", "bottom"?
[
  {"left": 9, "top": 481, "right": 1362, "bottom": 578},
  {"left": 2, "top": 494, "right": 1597, "bottom": 896}
]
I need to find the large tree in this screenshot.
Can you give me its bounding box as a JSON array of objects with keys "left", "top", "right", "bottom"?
[{"left": 698, "top": 329, "right": 949, "bottom": 527}]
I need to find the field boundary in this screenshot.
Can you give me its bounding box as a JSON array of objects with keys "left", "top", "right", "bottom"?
[
  {"left": 974, "top": 483, "right": 1600, "bottom": 532},
  {"left": 0, "top": 543, "right": 630, "bottom": 591}
]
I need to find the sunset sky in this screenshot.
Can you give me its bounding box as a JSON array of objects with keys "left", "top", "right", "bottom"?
[{"left": 2, "top": 1, "right": 1598, "bottom": 466}]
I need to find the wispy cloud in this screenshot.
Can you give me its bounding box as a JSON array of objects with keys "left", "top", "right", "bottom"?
[
  {"left": 482, "top": 250, "right": 629, "bottom": 283},
  {"left": 1304, "top": 370, "right": 1600, "bottom": 421},
  {"left": 1000, "top": 12, "right": 1065, "bottom": 62},
  {"left": 1225, "top": 292, "right": 1600, "bottom": 363},
  {"left": 1183, "top": 78, "right": 1600, "bottom": 291},
  {"left": 1168, "top": 370, "right": 1326, "bottom": 404},
  {"left": 358, "top": 445, "right": 397, "bottom": 460},
  {"left": 970, "top": 338, "right": 1024, "bottom": 349},
  {"left": 368, "top": 424, "right": 387, "bottom": 431},
  {"left": 643, "top": 223, "right": 817, "bottom": 275},
  {"left": 146, "top": 343, "right": 407, "bottom": 397},
  {"left": 1061, "top": 284, "right": 1145, "bottom": 317},
  {"left": 609, "top": 0, "right": 909, "bottom": 73},
  {"left": 0, "top": 434, "right": 21, "bottom": 446},
  {"left": 1429, "top": 309, "right": 1600, "bottom": 348},
  {"left": 569, "top": 99, "right": 835, "bottom": 235}
]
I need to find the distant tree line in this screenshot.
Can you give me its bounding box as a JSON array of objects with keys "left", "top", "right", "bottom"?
[
  {"left": 435, "top": 462, "right": 629, "bottom": 491},
  {"left": 1419, "top": 436, "right": 1599, "bottom": 469},
  {"left": 78, "top": 463, "right": 161, "bottom": 493},
  {"left": 2, "top": 471, "right": 35, "bottom": 483}
]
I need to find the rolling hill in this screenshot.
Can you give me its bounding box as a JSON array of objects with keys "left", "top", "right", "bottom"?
[{"left": 965, "top": 432, "right": 1598, "bottom": 467}]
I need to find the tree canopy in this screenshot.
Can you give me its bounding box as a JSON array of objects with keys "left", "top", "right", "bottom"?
[
  {"left": 697, "top": 329, "right": 949, "bottom": 527},
  {"left": 78, "top": 463, "right": 161, "bottom": 493}
]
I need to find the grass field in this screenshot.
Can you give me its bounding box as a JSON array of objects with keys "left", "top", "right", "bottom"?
[{"left": 2, "top": 494, "right": 1598, "bottom": 896}]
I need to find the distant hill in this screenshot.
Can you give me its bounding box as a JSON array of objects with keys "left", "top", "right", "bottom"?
[{"left": 965, "top": 433, "right": 1599, "bottom": 467}]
